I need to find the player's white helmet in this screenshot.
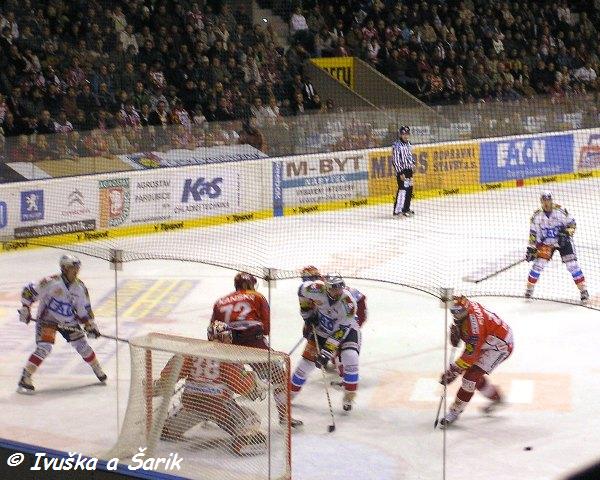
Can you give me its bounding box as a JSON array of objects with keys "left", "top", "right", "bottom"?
[
  {"left": 449, "top": 295, "right": 468, "bottom": 321},
  {"left": 59, "top": 254, "right": 81, "bottom": 271},
  {"left": 323, "top": 273, "right": 345, "bottom": 299},
  {"left": 540, "top": 191, "right": 552, "bottom": 201}
]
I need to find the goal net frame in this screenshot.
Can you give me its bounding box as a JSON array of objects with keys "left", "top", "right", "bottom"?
[{"left": 106, "top": 332, "right": 292, "bottom": 480}]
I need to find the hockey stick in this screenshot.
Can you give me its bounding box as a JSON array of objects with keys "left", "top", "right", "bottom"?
[
  {"left": 463, "top": 257, "right": 526, "bottom": 284},
  {"left": 29, "top": 318, "right": 129, "bottom": 343},
  {"left": 287, "top": 336, "right": 304, "bottom": 355},
  {"left": 100, "top": 333, "right": 130, "bottom": 344},
  {"left": 312, "top": 326, "right": 336, "bottom": 433},
  {"left": 434, "top": 346, "right": 457, "bottom": 429}
]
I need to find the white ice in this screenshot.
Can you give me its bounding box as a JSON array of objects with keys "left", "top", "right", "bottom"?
[{"left": 1, "top": 179, "right": 599, "bottom": 479}]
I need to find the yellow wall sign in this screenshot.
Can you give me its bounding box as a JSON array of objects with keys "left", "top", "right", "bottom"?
[
  {"left": 311, "top": 57, "right": 355, "bottom": 90},
  {"left": 368, "top": 142, "right": 480, "bottom": 199}
]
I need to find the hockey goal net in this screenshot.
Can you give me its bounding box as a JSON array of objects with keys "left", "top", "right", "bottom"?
[{"left": 106, "top": 333, "right": 291, "bottom": 480}]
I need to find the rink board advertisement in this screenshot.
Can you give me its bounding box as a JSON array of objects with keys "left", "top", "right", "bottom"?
[
  {"left": 479, "top": 133, "right": 574, "bottom": 183},
  {"left": 0, "top": 160, "right": 269, "bottom": 250},
  {"left": 368, "top": 141, "right": 480, "bottom": 199},
  {"left": 272, "top": 151, "right": 369, "bottom": 216},
  {"left": 573, "top": 128, "right": 600, "bottom": 172},
  {"left": 118, "top": 144, "right": 267, "bottom": 170}
]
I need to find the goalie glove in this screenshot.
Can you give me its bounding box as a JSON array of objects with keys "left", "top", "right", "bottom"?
[
  {"left": 246, "top": 377, "right": 268, "bottom": 401},
  {"left": 84, "top": 320, "right": 101, "bottom": 339},
  {"left": 525, "top": 245, "right": 537, "bottom": 262},
  {"left": 18, "top": 305, "right": 32, "bottom": 324},
  {"left": 440, "top": 363, "right": 463, "bottom": 386}
]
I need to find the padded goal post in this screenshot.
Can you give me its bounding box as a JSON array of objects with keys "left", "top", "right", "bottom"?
[{"left": 106, "top": 333, "right": 291, "bottom": 480}]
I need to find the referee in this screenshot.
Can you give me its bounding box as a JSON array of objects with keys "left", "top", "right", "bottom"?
[{"left": 392, "top": 126, "right": 415, "bottom": 217}]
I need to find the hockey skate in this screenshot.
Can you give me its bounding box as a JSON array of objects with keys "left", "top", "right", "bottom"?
[
  {"left": 92, "top": 364, "right": 107, "bottom": 383},
  {"left": 279, "top": 414, "right": 303, "bottom": 428},
  {"left": 342, "top": 391, "right": 356, "bottom": 412},
  {"left": 482, "top": 395, "right": 506, "bottom": 415},
  {"left": 17, "top": 371, "right": 35, "bottom": 394},
  {"left": 524, "top": 287, "right": 534, "bottom": 299},
  {"left": 580, "top": 289, "right": 590, "bottom": 303},
  {"left": 439, "top": 410, "right": 460, "bottom": 428}
]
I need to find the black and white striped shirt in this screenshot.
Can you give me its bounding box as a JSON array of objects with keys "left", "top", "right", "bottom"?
[{"left": 392, "top": 140, "right": 414, "bottom": 174}]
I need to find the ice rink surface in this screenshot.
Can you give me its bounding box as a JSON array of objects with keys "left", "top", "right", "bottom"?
[{"left": 1, "top": 179, "right": 599, "bottom": 479}]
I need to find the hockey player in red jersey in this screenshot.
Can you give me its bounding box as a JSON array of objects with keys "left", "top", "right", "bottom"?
[
  {"left": 439, "top": 295, "right": 513, "bottom": 428},
  {"left": 209, "top": 272, "right": 302, "bottom": 427}
]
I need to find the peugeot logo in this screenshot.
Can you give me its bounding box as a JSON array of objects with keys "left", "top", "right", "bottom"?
[{"left": 68, "top": 190, "right": 84, "bottom": 207}]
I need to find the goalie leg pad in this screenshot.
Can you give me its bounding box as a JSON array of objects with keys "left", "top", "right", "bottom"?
[
  {"left": 161, "top": 406, "right": 205, "bottom": 441},
  {"left": 231, "top": 431, "right": 267, "bottom": 456}
]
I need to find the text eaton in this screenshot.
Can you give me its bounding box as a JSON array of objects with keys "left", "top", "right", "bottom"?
[
  {"left": 181, "top": 178, "right": 223, "bottom": 202},
  {"left": 496, "top": 140, "right": 545, "bottom": 167}
]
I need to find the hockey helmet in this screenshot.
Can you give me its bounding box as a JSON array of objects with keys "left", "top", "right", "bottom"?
[
  {"left": 300, "top": 265, "right": 322, "bottom": 281},
  {"left": 234, "top": 272, "right": 257, "bottom": 291},
  {"left": 208, "top": 321, "right": 232, "bottom": 343},
  {"left": 540, "top": 191, "right": 552, "bottom": 201},
  {"left": 399, "top": 125, "right": 410, "bottom": 135},
  {"left": 449, "top": 295, "right": 468, "bottom": 320},
  {"left": 59, "top": 254, "right": 81, "bottom": 271},
  {"left": 323, "top": 273, "right": 345, "bottom": 299}
]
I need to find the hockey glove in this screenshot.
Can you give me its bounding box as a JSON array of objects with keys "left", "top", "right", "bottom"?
[
  {"left": 525, "top": 245, "right": 537, "bottom": 262},
  {"left": 440, "top": 363, "right": 463, "bottom": 386},
  {"left": 315, "top": 350, "right": 333, "bottom": 369},
  {"left": 84, "top": 320, "right": 101, "bottom": 339},
  {"left": 18, "top": 305, "right": 32, "bottom": 324},
  {"left": 17, "top": 305, "right": 31, "bottom": 325},
  {"left": 449, "top": 324, "right": 461, "bottom": 347},
  {"left": 558, "top": 229, "right": 572, "bottom": 249}
]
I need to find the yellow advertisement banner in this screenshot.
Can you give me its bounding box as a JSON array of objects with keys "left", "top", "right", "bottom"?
[
  {"left": 368, "top": 142, "right": 480, "bottom": 199},
  {"left": 311, "top": 57, "right": 355, "bottom": 90}
]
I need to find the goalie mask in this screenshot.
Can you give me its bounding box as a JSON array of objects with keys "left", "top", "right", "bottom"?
[
  {"left": 324, "top": 274, "right": 345, "bottom": 300},
  {"left": 300, "top": 265, "right": 322, "bottom": 282},
  {"left": 208, "top": 321, "right": 232, "bottom": 343},
  {"left": 234, "top": 272, "right": 257, "bottom": 291}
]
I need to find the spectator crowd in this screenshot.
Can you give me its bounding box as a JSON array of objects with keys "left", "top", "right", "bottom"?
[
  {"left": 287, "top": 0, "right": 600, "bottom": 104},
  {"left": 2, "top": 0, "right": 600, "bottom": 168},
  {"left": 0, "top": 0, "right": 332, "bottom": 164}
]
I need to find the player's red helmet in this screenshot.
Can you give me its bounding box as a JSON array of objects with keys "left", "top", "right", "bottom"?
[
  {"left": 300, "top": 265, "right": 322, "bottom": 281},
  {"left": 234, "top": 272, "right": 257, "bottom": 291}
]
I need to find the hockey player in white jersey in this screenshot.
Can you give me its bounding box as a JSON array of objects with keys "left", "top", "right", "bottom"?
[
  {"left": 291, "top": 272, "right": 360, "bottom": 411},
  {"left": 17, "top": 255, "right": 106, "bottom": 392},
  {"left": 525, "top": 192, "right": 589, "bottom": 302}
]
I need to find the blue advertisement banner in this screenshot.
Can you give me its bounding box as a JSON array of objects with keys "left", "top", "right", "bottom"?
[
  {"left": 272, "top": 161, "right": 283, "bottom": 217},
  {"left": 480, "top": 133, "right": 574, "bottom": 182}
]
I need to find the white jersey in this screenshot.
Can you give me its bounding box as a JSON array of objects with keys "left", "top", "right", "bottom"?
[
  {"left": 298, "top": 280, "right": 358, "bottom": 339},
  {"left": 529, "top": 204, "right": 575, "bottom": 247},
  {"left": 22, "top": 274, "right": 93, "bottom": 326}
]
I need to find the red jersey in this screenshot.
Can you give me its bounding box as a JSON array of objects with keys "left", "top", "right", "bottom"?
[
  {"left": 455, "top": 301, "right": 513, "bottom": 370},
  {"left": 159, "top": 355, "right": 256, "bottom": 406}
]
